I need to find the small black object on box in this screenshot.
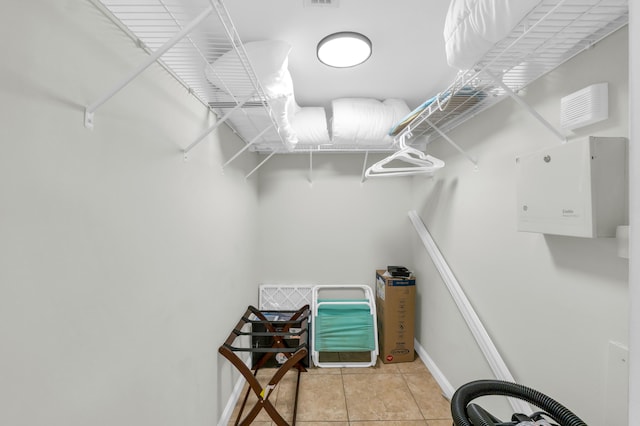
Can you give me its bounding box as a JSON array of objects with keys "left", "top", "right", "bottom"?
[{"left": 387, "top": 265, "right": 411, "bottom": 278}]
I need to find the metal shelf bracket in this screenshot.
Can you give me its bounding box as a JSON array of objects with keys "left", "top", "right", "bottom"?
[
  {"left": 485, "top": 71, "right": 566, "bottom": 143},
  {"left": 246, "top": 151, "right": 277, "bottom": 179},
  {"left": 222, "top": 126, "right": 272, "bottom": 169},
  {"left": 84, "top": 5, "right": 214, "bottom": 129},
  {"left": 183, "top": 92, "right": 256, "bottom": 157}
]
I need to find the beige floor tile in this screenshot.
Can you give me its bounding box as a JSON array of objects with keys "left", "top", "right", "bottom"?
[
  {"left": 404, "top": 373, "right": 451, "bottom": 420},
  {"left": 229, "top": 368, "right": 300, "bottom": 425},
  {"left": 306, "top": 366, "right": 343, "bottom": 375},
  {"left": 279, "top": 372, "right": 348, "bottom": 422},
  {"left": 253, "top": 367, "right": 281, "bottom": 380},
  {"left": 294, "top": 423, "right": 349, "bottom": 426},
  {"left": 229, "top": 422, "right": 270, "bottom": 426},
  {"left": 227, "top": 355, "right": 451, "bottom": 425},
  {"left": 350, "top": 421, "right": 428, "bottom": 426},
  {"left": 343, "top": 373, "right": 423, "bottom": 421},
  {"left": 228, "top": 382, "right": 274, "bottom": 424},
  {"left": 395, "top": 355, "right": 428, "bottom": 374},
  {"left": 270, "top": 370, "right": 304, "bottom": 424},
  {"left": 426, "top": 420, "right": 454, "bottom": 426},
  {"left": 341, "top": 358, "right": 399, "bottom": 374}
]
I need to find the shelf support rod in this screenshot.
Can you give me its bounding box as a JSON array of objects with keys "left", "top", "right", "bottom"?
[
  {"left": 486, "top": 70, "right": 566, "bottom": 143},
  {"left": 183, "top": 92, "right": 256, "bottom": 156},
  {"left": 361, "top": 151, "right": 370, "bottom": 183},
  {"left": 245, "top": 151, "right": 277, "bottom": 179},
  {"left": 222, "top": 126, "right": 272, "bottom": 169},
  {"left": 308, "top": 151, "right": 313, "bottom": 184},
  {"left": 84, "top": 5, "right": 214, "bottom": 129},
  {"left": 424, "top": 118, "right": 478, "bottom": 166}
]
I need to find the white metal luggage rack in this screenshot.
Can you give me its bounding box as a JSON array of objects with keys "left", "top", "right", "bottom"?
[
  {"left": 393, "top": 0, "right": 628, "bottom": 155},
  {"left": 86, "top": 0, "right": 286, "bottom": 178}
]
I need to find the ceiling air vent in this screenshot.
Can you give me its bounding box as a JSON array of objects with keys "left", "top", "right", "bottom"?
[{"left": 305, "top": 0, "right": 339, "bottom": 7}]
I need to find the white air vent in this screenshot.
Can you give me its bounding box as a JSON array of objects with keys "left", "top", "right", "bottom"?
[
  {"left": 304, "top": 0, "right": 339, "bottom": 7},
  {"left": 560, "top": 82, "right": 608, "bottom": 130}
]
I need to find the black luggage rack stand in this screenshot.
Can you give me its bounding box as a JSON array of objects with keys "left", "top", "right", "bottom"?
[{"left": 219, "top": 305, "right": 310, "bottom": 426}]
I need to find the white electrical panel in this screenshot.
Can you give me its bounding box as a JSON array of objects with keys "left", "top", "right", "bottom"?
[{"left": 516, "top": 136, "right": 627, "bottom": 238}]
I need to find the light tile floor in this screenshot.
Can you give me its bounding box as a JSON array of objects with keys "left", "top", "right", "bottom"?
[{"left": 229, "top": 355, "right": 453, "bottom": 426}]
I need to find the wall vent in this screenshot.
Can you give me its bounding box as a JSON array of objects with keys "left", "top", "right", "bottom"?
[
  {"left": 304, "top": 0, "right": 339, "bottom": 7},
  {"left": 560, "top": 82, "right": 608, "bottom": 130}
]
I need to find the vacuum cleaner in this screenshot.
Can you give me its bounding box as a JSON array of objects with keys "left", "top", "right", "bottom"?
[{"left": 451, "top": 380, "right": 588, "bottom": 426}]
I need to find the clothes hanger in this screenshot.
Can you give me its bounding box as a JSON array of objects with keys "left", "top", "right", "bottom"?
[
  {"left": 364, "top": 134, "right": 445, "bottom": 179},
  {"left": 364, "top": 152, "right": 444, "bottom": 178}
]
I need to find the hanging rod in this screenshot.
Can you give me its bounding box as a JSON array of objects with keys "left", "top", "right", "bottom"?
[{"left": 84, "top": 5, "right": 214, "bottom": 129}]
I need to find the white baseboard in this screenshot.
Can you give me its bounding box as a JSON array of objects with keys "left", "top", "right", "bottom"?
[
  {"left": 414, "top": 338, "right": 455, "bottom": 399},
  {"left": 217, "top": 356, "right": 251, "bottom": 426}
]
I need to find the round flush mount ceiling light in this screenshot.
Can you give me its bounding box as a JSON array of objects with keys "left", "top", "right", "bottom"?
[{"left": 317, "top": 32, "right": 372, "bottom": 68}]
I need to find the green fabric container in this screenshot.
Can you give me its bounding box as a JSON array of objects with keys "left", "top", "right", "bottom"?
[{"left": 314, "top": 299, "right": 375, "bottom": 352}]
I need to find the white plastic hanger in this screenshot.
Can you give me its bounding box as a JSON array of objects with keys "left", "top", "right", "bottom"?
[{"left": 364, "top": 135, "right": 445, "bottom": 179}]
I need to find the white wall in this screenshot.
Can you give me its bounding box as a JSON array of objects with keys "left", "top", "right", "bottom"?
[
  {"left": 0, "top": 1, "right": 260, "bottom": 425},
  {"left": 1, "top": 2, "right": 634, "bottom": 425},
  {"left": 257, "top": 153, "right": 415, "bottom": 285},
  {"left": 410, "top": 27, "right": 629, "bottom": 424},
  {"left": 628, "top": 1, "right": 639, "bottom": 422}
]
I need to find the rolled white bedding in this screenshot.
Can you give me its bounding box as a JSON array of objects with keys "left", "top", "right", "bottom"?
[
  {"left": 290, "top": 107, "right": 331, "bottom": 145},
  {"left": 331, "top": 98, "right": 411, "bottom": 146},
  {"left": 205, "top": 41, "right": 414, "bottom": 149},
  {"left": 444, "top": 0, "right": 541, "bottom": 70}
]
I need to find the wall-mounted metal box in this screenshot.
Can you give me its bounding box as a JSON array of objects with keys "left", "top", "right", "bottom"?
[{"left": 516, "top": 136, "right": 627, "bottom": 238}]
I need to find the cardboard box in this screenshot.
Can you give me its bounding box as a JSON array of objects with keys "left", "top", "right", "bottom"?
[{"left": 375, "top": 270, "right": 416, "bottom": 364}]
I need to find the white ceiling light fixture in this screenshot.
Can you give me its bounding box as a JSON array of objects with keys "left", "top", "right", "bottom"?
[{"left": 317, "top": 32, "right": 372, "bottom": 68}]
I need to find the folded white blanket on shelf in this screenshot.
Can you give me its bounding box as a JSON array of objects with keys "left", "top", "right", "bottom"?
[
  {"left": 205, "top": 40, "right": 301, "bottom": 150},
  {"left": 443, "top": 0, "right": 541, "bottom": 70},
  {"left": 205, "top": 39, "right": 294, "bottom": 99}
]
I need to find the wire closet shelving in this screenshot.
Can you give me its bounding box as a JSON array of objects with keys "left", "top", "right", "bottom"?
[
  {"left": 86, "top": 0, "right": 628, "bottom": 177},
  {"left": 87, "top": 0, "right": 291, "bottom": 176},
  {"left": 393, "top": 0, "right": 629, "bottom": 154}
]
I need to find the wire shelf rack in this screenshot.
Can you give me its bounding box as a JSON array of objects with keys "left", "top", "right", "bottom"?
[
  {"left": 91, "top": 0, "right": 286, "bottom": 151},
  {"left": 394, "top": 0, "right": 628, "bottom": 146}
]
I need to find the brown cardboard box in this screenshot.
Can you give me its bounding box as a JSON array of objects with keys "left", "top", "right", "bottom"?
[{"left": 375, "top": 270, "right": 416, "bottom": 364}]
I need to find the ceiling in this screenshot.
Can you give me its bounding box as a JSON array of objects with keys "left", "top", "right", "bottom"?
[{"left": 224, "top": 0, "right": 459, "bottom": 111}]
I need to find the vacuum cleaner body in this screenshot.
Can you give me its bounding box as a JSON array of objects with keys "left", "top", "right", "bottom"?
[{"left": 451, "top": 380, "right": 587, "bottom": 426}]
